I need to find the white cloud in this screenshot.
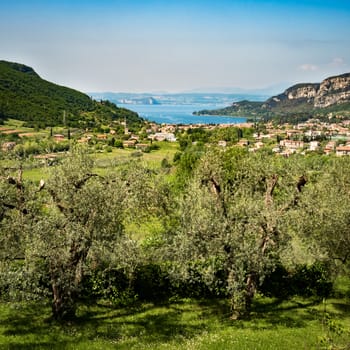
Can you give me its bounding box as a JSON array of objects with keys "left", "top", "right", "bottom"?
[
  {"left": 298, "top": 63, "right": 318, "bottom": 71},
  {"left": 330, "top": 57, "right": 345, "bottom": 66}
]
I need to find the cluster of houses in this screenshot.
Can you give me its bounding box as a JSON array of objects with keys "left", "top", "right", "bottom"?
[
  {"left": 2, "top": 118, "right": 350, "bottom": 157},
  {"left": 230, "top": 120, "right": 350, "bottom": 156},
  {"left": 270, "top": 139, "right": 350, "bottom": 156}
]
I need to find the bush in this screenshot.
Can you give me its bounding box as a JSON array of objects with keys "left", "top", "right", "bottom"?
[
  {"left": 170, "top": 260, "right": 228, "bottom": 299},
  {"left": 114, "top": 140, "right": 124, "bottom": 148},
  {"left": 161, "top": 158, "right": 171, "bottom": 169},
  {"left": 83, "top": 267, "right": 132, "bottom": 306},
  {"left": 148, "top": 143, "right": 160, "bottom": 151},
  {"left": 173, "top": 151, "right": 182, "bottom": 163},
  {"left": 260, "top": 262, "right": 333, "bottom": 298},
  {"left": 133, "top": 264, "right": 170, "bottom": 301},
  {"left": 131, "top": 151, "right": 142, "bottom": 158},
  {"left": 259, "top": 264, "right": 290, "bottom": 298},
  {"left": 291, "top": 262, "right": 333, "bottom": 298}
]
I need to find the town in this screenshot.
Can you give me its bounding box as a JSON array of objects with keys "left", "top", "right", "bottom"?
[{"left": 2, "top": 116, "right": 350, "bottom": 158}]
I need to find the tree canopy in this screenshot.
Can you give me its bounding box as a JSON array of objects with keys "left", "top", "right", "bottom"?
[{"left": 0, "top": 60, "right": 142, "bottom": 128}]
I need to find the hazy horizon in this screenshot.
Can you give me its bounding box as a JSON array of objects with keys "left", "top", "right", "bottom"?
[
  {"left": 87, "top": 84, "right": 287, "bottom": 95},
  {"left": 2, "top": 0, "right": 350, "bottom": 93}
]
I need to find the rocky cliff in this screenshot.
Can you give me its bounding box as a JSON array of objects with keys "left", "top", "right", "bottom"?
[
  {"left": 194, "top": 72, "right": 350, "bottom": 121},
  {"left": 314, "top": 73, "right": 350, "bottom": 107},
  {"left": 266, "top": 73, "right": 350, "bottom": 109}
]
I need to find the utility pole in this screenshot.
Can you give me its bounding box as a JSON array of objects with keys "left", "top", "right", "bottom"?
[{"left": 124, "top": 117, "right": 128, "bottom": 135}]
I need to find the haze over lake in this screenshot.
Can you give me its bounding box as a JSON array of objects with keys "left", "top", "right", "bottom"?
[
  {"left": 119, "top": 103, "right": 247, "bottom": 125},
  {"left": 90, "top": 92, "right": 269, "bottom": 125}
]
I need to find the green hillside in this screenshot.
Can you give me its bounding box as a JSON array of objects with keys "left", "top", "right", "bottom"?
[{"left": 0, "top": 61, "right": 142, "bottom": 127}]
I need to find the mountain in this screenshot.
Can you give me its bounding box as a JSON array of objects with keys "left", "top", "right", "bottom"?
[
  {"left": 91, "top": 92, "right": 161, "bottom": 105},
  {"left": 0, "top": 61, "right": 142, "bottom": 127},
  {"left": 90, "top": 92, "right": 268, "bottom": 106},
  {"left": 194, "top": 73, "right": 350, "bottom": 122}
]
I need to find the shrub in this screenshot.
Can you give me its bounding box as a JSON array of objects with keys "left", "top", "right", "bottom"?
[
  {"left": 259, "top": 263, "right": 290, "bottom": 298},
  {"left": 260, "top": 262, "right": 333, "bottom": 298},
  {"left": 133, "top": 264, "right": 170, "bottom": 301},
  {"left": 291, "top": 262, "right": 333, "bottom": 298},
  {"left": 83, "top": 267, "right": 132, "bottom": 306}
]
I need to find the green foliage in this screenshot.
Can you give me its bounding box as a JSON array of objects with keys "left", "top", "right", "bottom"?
[
  {"left": 260, "top": 262, "right": 333, "bottom": 299},
  {"left": 291, "top": 263, "right": 333, "bottom": 298},
  {"left": 173, "top": 143, "right": 205, "bottom": 188},
  {"left": 167, "top": 148, "right": 321, "bottom": 317},
  {"left": 0, "top": 148, "right": 130, "bottom": 319},
  {"left": 143, "top": 143, "right": 160, "bottom": 153},
  {"left": 195, "top": 100, "right": 265, "bottom": 117},
  {"left": 133, "top": 264, "right": 171, "bottom": 301},
  {"left": 2, "top": 134, "right": 350, "bottom": 328},
  {"left": 209, "top": 126, "right": 253, "bottom": 143},
  {"left": 84, "top": 267, "right": 134, "bottom": 306},
  {"left": 11, "top": 139, "right": 71, "bottom": 157},
  {"left": 319, "top": 311, "right": 349, "bottom": 350},
  {"left": 114, "top": 139, "right": 124, "bottom": 148},
  {"left": 186, "top": 127, "right": 210, "bottom": 143},
  {"left": 0, "top": 60, "right": 142, "bottom": 128},
  {"left": 294, "top": 156, "right": 350, "bottom": 267}
]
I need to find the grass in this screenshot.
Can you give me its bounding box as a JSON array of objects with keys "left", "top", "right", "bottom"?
[
  {"left": 1, "top": 117, "right": 179, "bottom": 178},
  {"left": 0, "top": 295, "right": 349, "bottom": 349},
  {"left": 0, "top": 119, "right": 45, "bottom": 136},
  {"left": 0, "top": 141, "right": 178, "bottom": 182},
  {"left": 22, "top": 167, "right": 49, "bottom": 182},
  {"left": 91, "top": 142, "right": 178, "bottom": 169}
]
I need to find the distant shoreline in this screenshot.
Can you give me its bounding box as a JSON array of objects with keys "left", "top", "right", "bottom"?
[{"left": 118, "top": 103, "right": 247, "bottom": 125}]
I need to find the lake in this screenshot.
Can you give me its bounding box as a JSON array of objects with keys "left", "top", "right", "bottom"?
[{"left": 119, "top": 103, "right": 247, "bottom": 125}]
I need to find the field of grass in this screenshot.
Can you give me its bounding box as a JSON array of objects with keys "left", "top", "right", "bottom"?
[
  {"left": 0, "top": 119, "right": 47, "bottom": 137},
  {"left": 91, "top": 141, "right": 178, "bottom": 168},
  {"left": 0, "top": 295, "right": 349, "bottom": 350},
  {"left": 0, "top": 140, "right": 179, "bottom": 182}
]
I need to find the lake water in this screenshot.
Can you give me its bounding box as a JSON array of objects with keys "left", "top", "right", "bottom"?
[{"left": 119, "top": 103, "right": 247, "bottom": 125}]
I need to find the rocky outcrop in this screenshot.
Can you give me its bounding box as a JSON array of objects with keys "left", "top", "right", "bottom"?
[
  {"left": 286, "top": 84, "right": 319, "bottom": 100},
  {"left": 314, "top": 73, "right": 350, "bottom": 107},
  {"left": 195, "top": 72, "right": 350, "bottom": 118},
  {"left": 265, "top": 73, "right": 350, "bottom": 109}
]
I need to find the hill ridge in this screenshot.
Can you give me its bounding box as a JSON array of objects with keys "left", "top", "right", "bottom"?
[
  {"left": 0, "top": 60, "right": 142, "bottom": 128},
  {"left": 194, "top": 72, "right": 350, "bottom": 122}
]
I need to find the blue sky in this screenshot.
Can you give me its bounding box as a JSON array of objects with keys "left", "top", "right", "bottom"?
[{"left": 1, "top": 0, "right": 350, "bottom": 93}]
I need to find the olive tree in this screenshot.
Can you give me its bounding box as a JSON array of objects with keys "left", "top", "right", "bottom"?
[
  {"left": 296, "top": 157, "right": 350, "bottom": 268},
  {"left": 0, "top": 164, "right": 42, "bottom": 298},
  {"left": 0, "top": 150, "right": 127, "bottom": 320},
  {"left": 169, "top": 148, "right": 308, "bottom": 317}
]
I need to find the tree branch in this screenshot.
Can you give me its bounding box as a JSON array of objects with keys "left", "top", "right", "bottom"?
[
  {"left": 265, "top": 174, "right": 278, "bottom": 207},
  {"left": 73, "top": 173, "right": 99, "bottom": 189}
]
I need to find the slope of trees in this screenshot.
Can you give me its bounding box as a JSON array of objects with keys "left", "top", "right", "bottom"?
[
  {"left": 1, "top": 147, "right": 349, "bottom": 320},
  {"left": 0, "top": 61, "right": 142, "bottom": 128}
]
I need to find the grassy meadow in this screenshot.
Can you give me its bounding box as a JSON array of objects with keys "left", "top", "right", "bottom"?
[{"left": 0, "top": 293, "right": 349, "bottom": 350}]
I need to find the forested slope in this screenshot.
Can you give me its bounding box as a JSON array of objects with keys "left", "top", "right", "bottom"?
[{"left": 0, "top": 60, "right": 142, "bottom": 127}]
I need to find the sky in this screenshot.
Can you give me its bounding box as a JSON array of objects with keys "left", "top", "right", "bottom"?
[{"left": 1, "top": 0, "right": 350, "bottom": 93}]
